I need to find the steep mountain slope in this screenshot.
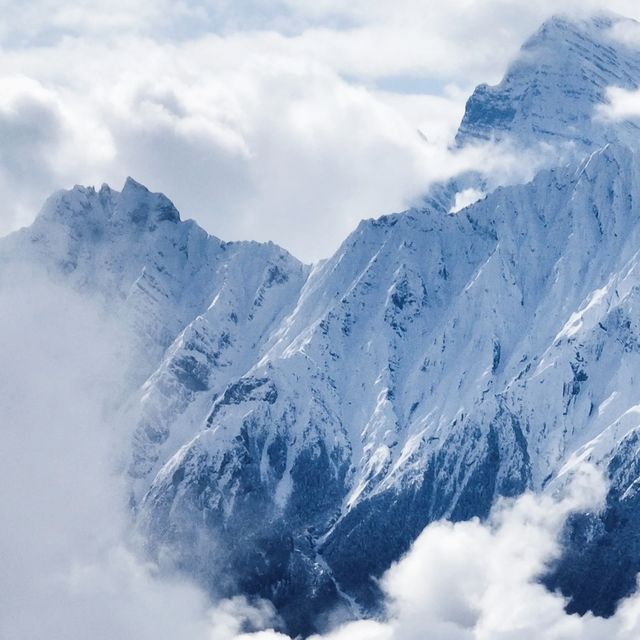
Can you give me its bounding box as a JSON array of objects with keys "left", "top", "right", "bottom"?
[
  {"left": 127, "top": 237, "right": 307, "bottom": 500},
  {"left": 5, "top": 12, "right": 640, "bottom": 639},
  {"left": 0, "top": 177, "right": 308, "bottom": 393},
  {"left": 138, "top": 141, "right": 640, "bottom": 634},
  {"left": 134, "top": 15, "right": 640, "bottom": 635},
  {"left": 456, "top": 13, "right": 640, "bottom": 150}
]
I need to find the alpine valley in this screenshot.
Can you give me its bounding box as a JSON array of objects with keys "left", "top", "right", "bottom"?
[{"left": 6, "top": 12, "right": 640, "bottom": 638}]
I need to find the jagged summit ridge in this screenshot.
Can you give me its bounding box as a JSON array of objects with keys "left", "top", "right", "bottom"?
[
  {"left": 456, "top": 13, "right": 640, "bottom": 149},
  {"left": 37, "top": 176, "right": 181, "bottom": 231}
]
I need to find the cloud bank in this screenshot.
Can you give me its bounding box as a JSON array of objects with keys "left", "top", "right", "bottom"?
[
  {"left": 1, "top": 268, "right": 639, "bottom": 640},
  {"left": 2, "top": 1, "right": 640, "bottom": 260},
  {"left": 295, "top": 467, "right": 640, "bottom": 640},
  {"left": 0, "top": 266, "right": 284, "bottom": 640}
]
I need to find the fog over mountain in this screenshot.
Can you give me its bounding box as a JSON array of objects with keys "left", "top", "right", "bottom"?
[{"left": 7, "top": 9, "right": 640, "bottom": 640}]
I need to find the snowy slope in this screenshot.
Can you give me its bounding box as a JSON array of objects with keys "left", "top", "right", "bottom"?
[
  {"left": 456, "top": 13, "right": 640, "bottom": 150},
  {"left": 6, "top": 12, "right": 640, "bottom": 638},
  {"left": 0, "top": 176, "right": 308, "bottom": 412},
  {"left": 135, "top": 15, "right": 640, "bottom": 634},
  {"left": 138, "top": 141, "right": 640, "bottom": 632},
  {"left": 128, "top": 239, "right": 308, "bottom": 499}
]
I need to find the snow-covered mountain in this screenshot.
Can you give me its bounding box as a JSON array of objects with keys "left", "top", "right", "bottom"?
[
  {"left": 456, "top": 13, "right": 640, "bottom": 150},
  {"left": 0, "top": 177, "right": 308, "bottom": 383},
  {"left": 6, "top": 11, "right": 640, "bottom": 638}
]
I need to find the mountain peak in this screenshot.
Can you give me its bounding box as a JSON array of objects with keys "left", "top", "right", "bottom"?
[
  {"left": 122, "top": 175, "right": 150, "bottom": 195},
  {"left": 522, "top": 12, "right": 615, "bottom": 46},
  {"left": 118, "top": 177, "right": 181, "bottom": 225},
  {"left": 35, "top": 177, "right": 181, "bottom": 232},
  {"left": 455, "top": 13, "right": 640, "bottom": 150}
]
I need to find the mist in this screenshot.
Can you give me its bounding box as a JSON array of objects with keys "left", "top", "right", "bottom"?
[
  {"left": 0, "top": 263, "right": 284, "bottom": 639},
  {"left": 2, "top": 265, "right": 640, "bottom": 640}
]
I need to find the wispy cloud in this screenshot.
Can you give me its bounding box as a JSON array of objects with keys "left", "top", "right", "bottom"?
[{"left": 598, "top": 86, "right": 640, "bottom": 121}]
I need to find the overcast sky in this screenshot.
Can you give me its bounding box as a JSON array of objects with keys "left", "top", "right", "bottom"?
[{"left": 2, "top": 0, "right": 640, "bottom": 261}]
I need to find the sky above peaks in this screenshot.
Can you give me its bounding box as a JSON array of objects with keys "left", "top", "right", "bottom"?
[{"left": 2, "top": 0, "right": 640, "bottom": 261}]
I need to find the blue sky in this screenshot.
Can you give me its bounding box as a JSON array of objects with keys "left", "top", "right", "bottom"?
[{"left": 1, "top": 0, "right": 639, "bottom": 260}]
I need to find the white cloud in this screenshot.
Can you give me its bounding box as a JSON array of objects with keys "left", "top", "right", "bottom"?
[
  {"left": 297, "top": 465, "right": 611, "bottom": 640},
  {"left": 0, "top": 74, "right": 115, "bottom": 235},
  {"left": 450, "top": 188, "right": 485, "bottom": 213},
  {"left": 0, "top": 34, "right": 467, "bottom": 261},
  {"left": 598, "top": 86, "right": 640, "bottom": 121},
  {"left": 2, "top": 1, "right": 640, "bottom": 261},
  {"left": 0, "top": 77, "right": 68, "bottom": 231},
  {"left": 0, "top": 35, "right": 543, "bottom": 261}
]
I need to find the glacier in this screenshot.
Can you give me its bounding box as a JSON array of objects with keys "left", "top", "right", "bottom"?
[{"left": 5, "top": 11, "right": 640, "bottom": 638}]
